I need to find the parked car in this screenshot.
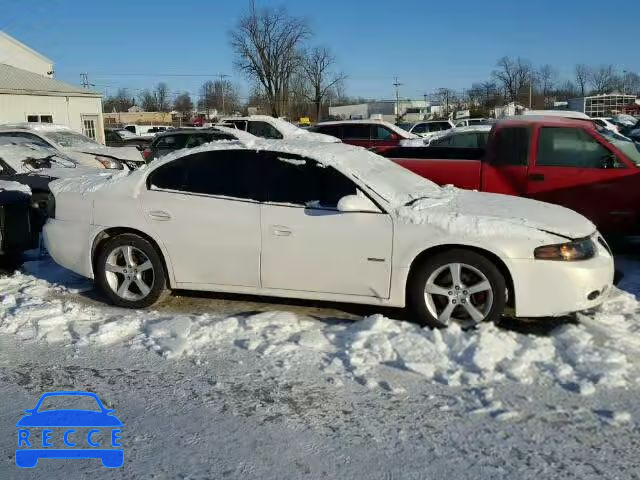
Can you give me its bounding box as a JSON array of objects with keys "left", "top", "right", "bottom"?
[
  {"left": 0, "top": 124, "right": 144, "bottom": 170},
  {"left": 454, "top": 118, "right": 490, "bottom": 127},
  {"left": 428, "top": 125, "right": 492, "bottom": 148},
  {"left": 381, "top": 116, "right": 640, "bottom": 235},
  {"left": 44, "top": 140, "right": 612, "bottom": 329},
  {"left": 104, "top": 128, "right": 151, "bottom": 150},
  {"left": 309, "top": 120, "right": 420, "bottom": 152},
  {"left": 123, "top": 124, "right": 171, "bottom": 138},
  {"left": 0, "top": 143, "right": 104, "bottom": 230},
  {"left": 591, "top": 117, "right": 621, "bottom": 134},
  {"left": 404, "top": 120, "right": 456, "bottom": 139},
  {"left": 220, "top": 115, "right": 339, "bottom": 142},
  {"left": 143, "top": 127, "right": 246, "bottom": 161},
  {"left": 0, "top": 180, "right": 38, "bottom": 260}
]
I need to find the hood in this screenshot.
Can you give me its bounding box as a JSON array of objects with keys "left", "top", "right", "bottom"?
[
  {"left": 66, "top": 145, "right": 144, "bottom": 162},
  {"left": 398, "top": 188, "right": 595, "bottom": 240}
]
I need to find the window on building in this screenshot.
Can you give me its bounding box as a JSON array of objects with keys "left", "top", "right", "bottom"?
[
  {"left": 82, "top": 119, "right": 97, "bottom": 140},
  {"left": 26, "top": 114, "right": 53, "bottom": 123}
]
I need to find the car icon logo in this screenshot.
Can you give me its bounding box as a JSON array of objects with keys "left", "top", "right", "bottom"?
[{"left": 15, "top": 391, "right": 123, "bottom": 468}]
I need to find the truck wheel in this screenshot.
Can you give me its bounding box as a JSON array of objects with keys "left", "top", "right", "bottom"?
[
  {"left": 95, "top": 233, "right": 168, "bottom": 308},
  {"left": 408, "top": 249, "right": 506, "bottom": 329}
]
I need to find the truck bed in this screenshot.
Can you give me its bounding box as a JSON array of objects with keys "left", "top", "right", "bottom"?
[{"left": 382, "top": 147, "right": 484, "bottom": 190}]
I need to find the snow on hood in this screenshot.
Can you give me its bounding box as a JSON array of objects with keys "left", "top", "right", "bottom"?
[
  {"left": 49, "top": 170, "right": 131, "bottom": 195},
  {"left": 0, "top": 180, "right": 31, "bottom": 195},
  {"left": 397, "top": 188, "right": 596, "bottom": 240}
]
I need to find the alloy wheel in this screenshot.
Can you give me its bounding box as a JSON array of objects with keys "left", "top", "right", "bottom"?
[
  {"left": 104, "top": 245, "right": 155, "bottom": 301},
  {"left": 424, "top": 262, "right": 494, "bottom": 328}
]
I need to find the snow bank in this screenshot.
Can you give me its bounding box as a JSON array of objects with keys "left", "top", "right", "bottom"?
[{"left": 2, "top": 258, "right": 640, "bottom": 396}]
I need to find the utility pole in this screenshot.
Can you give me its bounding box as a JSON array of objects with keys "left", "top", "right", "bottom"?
[
  {"left": 438, "top": 88, "right": 450, "bottom": 119},
  {"left": 623, "top": 70, "right": 627, "bottom": 95},
  {"left": 217, "top": 74, "right": 230, "bottom": 116},
  {"left": 423, "top": 93, "right": 429, "bottom": 119},
  {"left": 393, "top": 76, "right": 403, "bottom": 122},
  {"left": 529, "top": 71, "right": 534, "bottom": 109}
]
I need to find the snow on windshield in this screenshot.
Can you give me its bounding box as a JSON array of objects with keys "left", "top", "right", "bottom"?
[
  {"left": 45, "top": 130, "right": 98, "bottom": 148},
  {"left": 0, "top": 144, "right": 77, "bottom": 172}
]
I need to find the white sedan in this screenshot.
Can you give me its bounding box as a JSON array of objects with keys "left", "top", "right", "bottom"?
[{"left": 43, "top": 141, "right": 614, "bottom": 328}]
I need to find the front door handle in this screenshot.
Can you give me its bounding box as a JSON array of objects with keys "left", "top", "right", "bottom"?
[
  {"left": 529, "top": 173, "right": 545, "bottom": 182},
  {"left": 271, "top": 225, "right": 292, "bottom": 237},
  {"left": 149, "top": 210, "right": 172, "bottom": 221}
]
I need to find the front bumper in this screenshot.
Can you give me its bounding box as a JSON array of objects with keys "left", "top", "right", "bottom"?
[{"left": 507, "top": 245, "right": 614, "bottom": 318}]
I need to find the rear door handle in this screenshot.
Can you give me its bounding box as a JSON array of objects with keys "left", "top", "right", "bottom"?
[
  {"left": 149, "top": 210, "right": 172, "bottom": 221},
  {"left": 529, "top": 173, "right": 545, "bottom": 182},
  {"left": 271, "top": 225, "right": 292, "bottom": 237}
]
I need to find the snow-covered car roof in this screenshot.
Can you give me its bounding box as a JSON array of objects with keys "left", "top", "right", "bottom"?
[
  {"left": 222, "top": 115, "right": 340, "bottom": 143},
  {"left": 314, "top": 119, "right": 419, "bottom": 139},
  {"left": 0, "top": 122, "right": 74, "bottom": 133}
]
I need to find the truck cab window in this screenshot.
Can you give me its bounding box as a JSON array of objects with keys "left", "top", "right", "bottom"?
[
  {"left": 489, "top": 127, "right": 530, "bottom": 166},
  {"left": 537, "top": 127, "right": 618, "bottom": 169}
]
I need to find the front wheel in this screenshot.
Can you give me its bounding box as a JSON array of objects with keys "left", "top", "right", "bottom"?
[
  {"left": 95, "top": 233, "right": 168, "bottom": 308},
  {"left": 408, "top": 249, "right": 506, "bottom": 329}
]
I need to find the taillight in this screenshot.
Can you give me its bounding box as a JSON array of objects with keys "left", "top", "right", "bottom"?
[{"left": 142, "top": 148, "right": 152, "bottom": 161}]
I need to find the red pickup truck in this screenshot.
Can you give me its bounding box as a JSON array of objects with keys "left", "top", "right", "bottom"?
[{"left": 382, "top": 116, "right": 640, "bottom": 235}]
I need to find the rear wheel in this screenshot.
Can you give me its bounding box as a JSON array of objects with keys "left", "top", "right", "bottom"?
[
  {"left": 95, "top": 233, "right": 168, "bottom": 308},
  {"left": 408, "top": 249, "right": 506, "bottom": 328}
]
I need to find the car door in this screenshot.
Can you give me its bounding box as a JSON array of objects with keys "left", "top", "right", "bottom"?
[
  {"left": 526, "top": 125, "right": 640, "bottom": 233},
  {"left": 480, "top": 126, "right": 531, "bottom": 196},
  {"left": 139, "top": 150, "right": 262, "bottom": 287},
  {"left": 259, "top": 152, "right": 393, "bottom": 298}
]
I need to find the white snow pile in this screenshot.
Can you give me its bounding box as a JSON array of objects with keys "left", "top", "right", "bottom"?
[
  {"left": 2, "top": 259, "right": 640, "bottom": 395},
  {"left": 0, "top": 180, "right": 31, "bottom": 195}
]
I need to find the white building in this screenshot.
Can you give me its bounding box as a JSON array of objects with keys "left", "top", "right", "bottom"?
[
  {"left": 329, "top": 100, "right": 435, "bottom": 123},
  {"left": 0, "top": 32, "right": 104, "bottom": 143},
  {"left": 568, "top": 94, "right": 638, "bottom": 117}
]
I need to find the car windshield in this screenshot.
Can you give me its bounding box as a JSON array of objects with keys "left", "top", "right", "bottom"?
[
  {"left": 0, "top": 143, "right": 77, "bottom": 171},
  {"left": 37, "top": 395, "right": 101, "bottom": 412},
  {"left": 599, "top": 128, "right": 640, "bottom": 165},
  {"left": 45, "top": 130, "right": 98, "bottom": 148}
]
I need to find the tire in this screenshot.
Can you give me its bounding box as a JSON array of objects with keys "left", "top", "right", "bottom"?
[
  {"left": 407, "top": 249, "right": 506, "bottom": 329},
  {"left": 95, "top": 233, "right": 168, "bottom": 308}
]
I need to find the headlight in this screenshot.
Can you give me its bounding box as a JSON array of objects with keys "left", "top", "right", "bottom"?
[
  {"left": 534, "top": 237, "right": 595, "bottom": 261},
  {"left": 95, "top": 155, "right": 123, "bottom": 170}
]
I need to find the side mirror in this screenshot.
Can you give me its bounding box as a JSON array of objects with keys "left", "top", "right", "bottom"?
[{"left": 337, "top": 194, "right": 380, "bottom": 213}]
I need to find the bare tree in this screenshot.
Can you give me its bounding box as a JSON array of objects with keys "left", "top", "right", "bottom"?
[
  {"left": 103, "top": 88, "right": 134, "bottom": 113},
  {"left": 198, "top": 80, "right": 241, "bottom": 116},
  {"left": 138, "top": 89, "right": 157, "bottom": 111},
  {"left": 590, "top": 65, "right": 616, "bottom": 94},
  {"left": 300, "top": 46, "right": 346, "bottom": 121},
  {"left": 230, "top": 2, "right": 310, "bottom": 117},
  {"left": 492, "top": 57, "right": 531, "bottom": 102},
  {"left": 154, "top": 82, "right": 171, "bottom": 112},
  {"left": 173, "top": 93, "right": 193, "bottom": 119},
  {"left": 538, "top": 64, "right": 556, "bottom": 105},
  {"left": 574, "top": 64, "right": 590, "bottom": 96}
]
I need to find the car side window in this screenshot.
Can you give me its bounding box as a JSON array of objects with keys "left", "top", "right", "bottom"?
[
  {"left": 411, "top": 123, "right": 427, "bottom": 134},
  {"left": 311, "top": 125, "right": 342, "bottom": 138},
  {"left": 342, "top": 124, "right": 370, "bottom": 140},
  {"left": 147, "top": 150, "right": 263, "bottom": 200},
  {"left": 537, "top": 127, "right": 620, "bottom": 168},
  {"left": 371, "top": 125, "right": 393, "bottom": 140},
  {"left": 262, "top": 152, "right": 357, "bottom": 209},
  {"left": 154, "top": 135, "right": 188, "bottom": 150},
  {"left": 0, "top": 132, "right": 51, "bottom": 148},
  {"left": 105, "top": 131, "right": 120, "bottom": 142},
  {"left": 449, "top": 133, "right": 479, "bottom": 148},
  {"left": 185, "top": 134, "right": 212, "bottom": 148},
  {"left": 247, "top": 121, "right": 283, "bottom": 139},
  {"left": 489, "top": 127, "right": 530, "bottom": 166}
]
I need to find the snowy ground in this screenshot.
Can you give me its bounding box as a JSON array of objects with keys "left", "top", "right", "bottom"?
[{"left": 1, "top": 253, "right": 640, "bottom": 479}]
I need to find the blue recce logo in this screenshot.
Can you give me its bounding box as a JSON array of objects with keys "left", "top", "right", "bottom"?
[{"left": 15, "top": 391, "right": 123, "bottom": 468}]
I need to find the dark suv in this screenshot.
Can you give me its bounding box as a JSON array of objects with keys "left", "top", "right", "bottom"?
[
  {"left": 144, "top": 128, "right": 238, "bottom": 161},
  {"left": 309, "top": 120, "right": 413, "bottom": 153}
]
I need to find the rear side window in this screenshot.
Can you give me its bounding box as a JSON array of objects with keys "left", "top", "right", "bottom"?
[
  {"left": 153, "top": 135, "right": 188, "bottom": 150},
  {"left": 148, "top": 150, "right": 263, "bottom": 200},
  {"left": 371, "top": 125, "right": 393, "bottom": 140},
  {"left": 411, "top": 123, "right": 427, "bottom": 134},
  {"left": 342, "top": 124, "right": 370, "bottom": 140},
  {"left": 311, "top": 125, "right": 343, "bottom": 138},
  {"left": 489, "top": 127, "right": 530, "bottom": 166},
  {"left": 247, "top": 121, "right": 283, "bottom": 139},
  {"left": 537, "top": 127, "right": 613, "bottom": 168}
]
